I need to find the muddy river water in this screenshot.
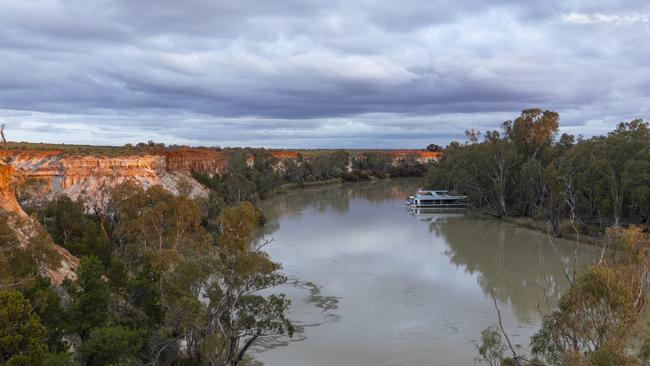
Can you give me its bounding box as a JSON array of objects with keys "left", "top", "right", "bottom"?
[{"left": 247, "top": 179, "right": 597, "bottom": 366}]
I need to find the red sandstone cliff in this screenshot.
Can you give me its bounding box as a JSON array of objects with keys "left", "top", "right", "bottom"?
[
  {"left": 0, "top": 147, "right": 437, "bottom": 284},
  {"left": 0, "top": 149, "right": 228, "bottom": 211},
  {"left": 0, "top": 148, "right": 231, "bottom": 284},
  {"left": 0, "top": 164, "right": 22, "bottom": 214},
  {"left": 0, "top": 161, "right": 78, "bottom": 284}
]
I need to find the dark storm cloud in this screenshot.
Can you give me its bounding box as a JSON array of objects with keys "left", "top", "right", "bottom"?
[{"left": 0, "top": 0, "right": 649, "bottom": 147}]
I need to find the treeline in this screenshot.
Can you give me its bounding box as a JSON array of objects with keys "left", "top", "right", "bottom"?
[
  {"left": 193, "top": 148, "right": 431, "bottom": 200},
  {"left": 0, "top": 176, "right": 293, "bottom": 364},
  {"left": 427, "top": 109, "right": 650, "bottom": 236}
]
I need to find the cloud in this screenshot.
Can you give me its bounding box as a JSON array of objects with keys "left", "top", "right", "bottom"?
[
  {"left": 0, "top": 0, "right": 648, "bottom": 147},
  {"left": 563, "top": 12, "right": 649, "bottom": 26}
]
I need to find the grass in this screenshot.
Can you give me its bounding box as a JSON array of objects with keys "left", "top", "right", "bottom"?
[
  {"left": 3, "top": 142, "right": 425, "bottom": 158},
  {"left": 4, "top": 141, "right": 146, "bottom": 156}
]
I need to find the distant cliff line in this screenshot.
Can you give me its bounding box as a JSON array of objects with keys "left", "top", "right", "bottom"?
[{"left": 0, "top": 144, "right": 440, "bottom": 284}]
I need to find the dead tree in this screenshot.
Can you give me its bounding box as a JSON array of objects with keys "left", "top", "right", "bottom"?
[{"left": 0, "top": 124, "right": 6, "bottom": 149}]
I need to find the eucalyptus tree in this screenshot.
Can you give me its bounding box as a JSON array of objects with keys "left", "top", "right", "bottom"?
[
  {"left": 503, "top": 108, "right": 559, "bottom": 161},
  {"left": 623, "top": 146, "right": 650, "bottom": 229},
  {"left": 477, "top": 227, "right": 650, "bottom": 365},
  {"left": 204, "top": 202, "right": 293, "bottom": 366},
  {"left": 160, "top": 202, "right": 293, "bottom": 366},
  {"left": 598, "top": 120, "right": 650, "bottom": 225}
]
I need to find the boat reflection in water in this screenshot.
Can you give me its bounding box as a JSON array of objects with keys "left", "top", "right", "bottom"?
[{"left": 406, "top": 206, "right": 466, "bottom": 222}]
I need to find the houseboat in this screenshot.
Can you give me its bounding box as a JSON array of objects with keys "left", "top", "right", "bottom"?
[{"left": 406, "top": 190, "right": 468, "bottom": 208}]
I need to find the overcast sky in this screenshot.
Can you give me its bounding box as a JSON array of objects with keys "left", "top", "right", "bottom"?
[{"left": 1, "top": 0, "right": 648, "bottom": 148}]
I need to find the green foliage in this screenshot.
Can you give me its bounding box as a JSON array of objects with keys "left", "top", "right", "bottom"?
[
  {"left": 388, "top": 154, "right": 429, "bottom": 177},
  {"left": 353, "top": 152, "right": 393, "bottom": 177},
  {"left": 503, "top": 108, "right": 559, "bottom": 160},
  {"left": 40, "top": 196, "right": 86, "bottom": 247},
  {"left": 20, "top": 277, "right": 66, "bottom": 352},
  {"left": 0, "top": 213, "right": 38, "bottom": 288},
  {"left": 1, "top": 212, "right": 61, "bottom": 289},
  {"left": 65, "top": 256, "right": 110, "bottom": 340},
  {"left": 77, "top": 326, "right": 142, "bottom": 366},
  {"left": 195, "top": 203, "right": 293, "bottom": 365},
  {"left": 110, "top": 185, "right": 211, "bottom": 273},
  {"left": 283, "top": 157, "right": 310, "bottom": 184},
  {"left": 477, "top": 227, "right": 650, "bottom": 366},
  {"left": 476, "top": 326, "right": 508, "bottom": 366},
  {"left": 428, "top": 110, "right": 650, "bottom": 232},
  {"left": 37, "top": 196, "right": 110, "bottom": 266},
  {"left": 41, "top": 352, "right": 79, "bottom": 366},
  {"left": 0, "top": 289, "right": 48, "bottom": 366}
]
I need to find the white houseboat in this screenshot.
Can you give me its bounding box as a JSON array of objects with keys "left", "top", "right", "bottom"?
[{"left": 406, "top": 190, "right": 468, "bottom": 208}]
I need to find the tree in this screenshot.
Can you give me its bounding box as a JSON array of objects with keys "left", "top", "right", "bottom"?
[
  {"left": 111, "top": 185, "right": 211, "bottom": 272},
  {"left": 0, "top": 213, "right": 37, "bottom": 288},
  {"left": 475, "top": 326, "right": 518, "bottom": 366},
  {"left": 1, "top": 123, "right": 7, "bottom": 149},
  {"left": 426, "top": 143, "right": 444, "bottom": 152},
  {"left": 465, "top": 129, "right": 482, "bottom": 144},
  {"left": 41, "top": 196, "right": 87, "bottom": 247},
  {"left": 199, "top": 202, "right": 293, "bottom": 365},
  {"left": 78, "top": 326, "right": 142, "bottom": 365},
  {"left": 20, "top": 277, "right": 67, "bottom": 352},
  {"left": 503, "top": 109, "right": 559, "bottom": 160},
  {"left": 1, "top": 212, "right": 61, "bottom": 289},
  {"left": 483, "top": 131, "right": 519, "bottom": 217},
  {"left": 283, "top": 157, "right": 309, "bottom": 184},
  {"left": 598, "top": 120, "right": 650, "bottom": 225},
  {"left": 476, "top": 227, "right": 650, "bottom": 365},
  {"left": 353, "top": 153, "right": 392, "bottom": 177},
  {"left": 308, "top": 151, "right": 349, "bottom": 180},
  {"left": 65, "top": 256, "right": 110, "bottom": 340},
  {"left": 0, "top": 289, "right": 48, "bottom": 365},
  {"left": 623, "top": 146, "right": 650, "bottom": 229}
]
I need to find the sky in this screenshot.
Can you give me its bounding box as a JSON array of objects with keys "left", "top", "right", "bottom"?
[{"left": 1, "top": 0, "right": 649, "bottom": 148}]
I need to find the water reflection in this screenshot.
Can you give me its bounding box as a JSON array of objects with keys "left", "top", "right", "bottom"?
[
  {"left": 429, "top": 214, "right": 594, "bottom": 322},
  {"left": 250, "top": 179, "right": 598, "bottom": 366}
]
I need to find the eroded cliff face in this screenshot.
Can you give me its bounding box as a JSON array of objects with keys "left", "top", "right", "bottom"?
[
  {"left": 0, "top": 161, "right": 78, "bottom": 284},
  {"left": 0, "top": 163, "right": 23, "bottom": 214},
  {"left": 0, "top": 149, "right": 226, "bottom": 212},
  {"left": 0, "top": 147, "right": 436, "bottom": 284},
  {"left": 0, "top": 148, "right": 230, "bottom": 284}
]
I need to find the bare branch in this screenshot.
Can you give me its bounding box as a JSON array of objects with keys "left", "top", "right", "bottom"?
[
  {"left": 490, "top": 290, "right": 520, "bottom": 363},
  {"left": 547, "top": 231, "right": 573, "bottom": 285}
]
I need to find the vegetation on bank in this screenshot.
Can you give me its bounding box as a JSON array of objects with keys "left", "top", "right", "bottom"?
[
  {"left": 477, "top": 226, "right": 650, "bottom": 366},
  {"left": 2, "top": 175, "right": 293, "bottom": 365},
  {"left": 427, "top": 109, "right": 650, "bottom": 365},
  {"left": 427, "top": 109, "right": 650, "bottom": 237},
  {"left": 192, "top": 148, "right": 431, "bottom": 202},
  {"left": 0, "top": 146, "right": 428, "bottom": 365}
]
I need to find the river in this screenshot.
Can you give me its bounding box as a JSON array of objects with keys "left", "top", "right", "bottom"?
[{"left": 247, "top": 178, "right": 598, "bottom": 366}]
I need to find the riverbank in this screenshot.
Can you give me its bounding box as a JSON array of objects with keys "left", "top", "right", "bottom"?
[
  {"left": 465, "top": 210, "right": 605, "bottom": 246},
  {"left": 501, "top": 216, "right": 603, "bottom": 246},
  {"left": 276, "top": 178, "right": 344, "bottom": 192},
  {"left": 274, "top": 174, "right": 422, "bottom": 194}
]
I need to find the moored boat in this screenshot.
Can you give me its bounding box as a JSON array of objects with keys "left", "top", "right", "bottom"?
[{"left": 406, "top": 190, "right": 468, "bottom": 208}]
